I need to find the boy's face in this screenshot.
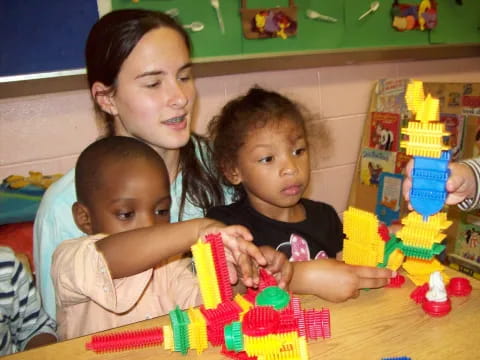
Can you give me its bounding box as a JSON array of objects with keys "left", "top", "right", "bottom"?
[
  {"left": 230, "top": 119, "right": 310, "bottom": 218},
  {"left": 84, "top": 158, "right": 171, "bottom": 235}
]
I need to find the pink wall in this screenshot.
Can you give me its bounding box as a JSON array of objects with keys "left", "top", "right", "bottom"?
[{"left": 1, "top": 57, "right": 479, "bottom": 215}]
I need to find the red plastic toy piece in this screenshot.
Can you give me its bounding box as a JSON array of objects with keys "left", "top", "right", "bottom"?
[
  {"left": 205, "top": 233, "right": 234, "bottom": 302},
  {"left": 422, "top": 298, "right": 451, "bottom": 317},
  {"left": 221, "top": 345, "right": 256, "bottom": 360},
  {"left": 242, "top": 306, "right": 280, "bottom": 336},
  {"left": 378, "top": 223, "right": 390, "bottom": 242},
  {"left": 258, "top": 268, "right": 278, "bottom": 290},
  {"left": 200, "top": 300, "right": 242, "bottom": 345},
  {"left": 446, "top": 277, "right": 472, "bottom": 297},
  {"left": 85, "top": 327, "right": 164, "bottom": 353},
  {"left": 410, "top": 283, "right": 428, "bottom": 304},
  {"left": 386, "top": 273, "right": 406, "bottom": 288}
]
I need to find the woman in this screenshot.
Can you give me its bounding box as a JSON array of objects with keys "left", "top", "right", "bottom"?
[{"left": 34, "top": 9, "right": 229, "bottom": 318}]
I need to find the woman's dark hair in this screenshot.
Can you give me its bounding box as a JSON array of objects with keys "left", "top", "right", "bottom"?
[
  {"left": 208, "top": 86, "right": 309, "bottom": 201},
  {"left": 85, "top": 9, "right": 224, "bottom": 220}
]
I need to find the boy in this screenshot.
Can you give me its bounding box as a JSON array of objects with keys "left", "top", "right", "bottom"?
[{"left": 52, "top": 136, "right": 291, "bottom": 340}]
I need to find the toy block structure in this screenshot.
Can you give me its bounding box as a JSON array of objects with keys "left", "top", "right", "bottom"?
[
  {"left": 86, "top": 233, "right": 331, "bottom": 358},
  {"left": 343, "top": 80, "right": 452, "bottom": 284}
]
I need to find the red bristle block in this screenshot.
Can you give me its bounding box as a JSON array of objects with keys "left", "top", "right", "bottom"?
[
  {"left": 85, "top": 327, "right": 164, "bottom": 353},
  {"left": 243, "top": 288, "right": 259, "bottom": 304},
  {"left": 200, "top": 300, "right": 241, "bottom": 346},
  {"left": 258, "top": 268, "right": 278, "bottom": 290},
  {"left": 206, "top": 233, "right": 234, "bottom": 302},
  {"left": 221, "top": 345, "right": 257, "bottom": 360},
  {"left": 446, "top": 277, "right": 472, "bottom": 297},
  {"left": 410, "top": 283, "right": 429, "bottom": 304},
  {"left": 386, "top": 273, "right": 406, "bottom": 288},
  {"left": 242, "top": 306, "right": 280, "bottom": 336}
]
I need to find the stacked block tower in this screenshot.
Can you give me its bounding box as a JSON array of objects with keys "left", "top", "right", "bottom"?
[{"left": 343, "top": 80, "right": 452, "bottom": 286}]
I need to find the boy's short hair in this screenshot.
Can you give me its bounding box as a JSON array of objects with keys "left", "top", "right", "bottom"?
[{"left": 75, "top": 136, "right": 166, "bottom": 205}]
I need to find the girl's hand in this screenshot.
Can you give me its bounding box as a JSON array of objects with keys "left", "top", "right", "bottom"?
[
  {"left": 199, "top": 222, "right": 266, "bottom": 288},
  {"left": 258, "top": 246, "right": 292, "bottom": 289},
  {"left": 291, "top": 259, "right": 395, "bottom": 303},
  {"left": 403, "top": 159, "right": 477, "bottom": 209}
]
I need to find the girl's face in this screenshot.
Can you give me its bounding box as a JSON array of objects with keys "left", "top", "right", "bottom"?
[
  {"left": 230, "top": 119, "right": 310, "bottom": 218},
  {"left": 109, "top": 27, "right": 196, "bottom": 152}
]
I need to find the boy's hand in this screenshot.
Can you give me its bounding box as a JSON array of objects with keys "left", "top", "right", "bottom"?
[
  {"left": 258, "top": 246, "right": 292, "bottom": 289},
  {"left": 199, "top": 222, "right": 266, "bottom": 288},
  {"left": 291, "top": 259, "right": 395, "bottom": 303}
]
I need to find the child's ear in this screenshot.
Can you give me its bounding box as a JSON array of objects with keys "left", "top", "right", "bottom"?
[
  {"left": 91, "top": 81, "right": 118, "bottom": 116},
  {"left": 72, "top": 202, "right": 94, "bottom": 235},
  {"left": 224, "top": 167, "right": 242, "bottom": 185}
]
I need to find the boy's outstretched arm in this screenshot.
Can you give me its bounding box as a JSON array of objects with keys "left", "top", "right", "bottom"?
[
  {"left": 96, "top": 219, "right": 266, "bottom": 285},
  {"left": 289, "top": 259, "right": 395, "bottom": 303}
]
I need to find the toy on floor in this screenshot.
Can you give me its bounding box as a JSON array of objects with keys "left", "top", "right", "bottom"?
[
  {"left": 86, "top": 233, "right": 331, "bottom": 358},
  {"left": 343, "top": 80, "right": 472, "bottom": 317}
]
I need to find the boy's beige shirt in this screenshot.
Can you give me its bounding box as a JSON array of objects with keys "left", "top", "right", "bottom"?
[{"left": 51, "top": 234, "right": 201, "bottom": 340}]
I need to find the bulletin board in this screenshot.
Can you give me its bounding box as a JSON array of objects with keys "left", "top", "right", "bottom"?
[
  {"left": 347, "top": 79, "right": 480, "bottom": 252},
  {"left": 2, "top": 0, "right": 480, "bottom": 77},
  {"left": 0, "top": 1, "right": 99, "bottom": 77}
]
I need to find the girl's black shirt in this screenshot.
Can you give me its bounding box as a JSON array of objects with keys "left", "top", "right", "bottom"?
[{"left": 207, "top": 198, "right": 344, "bottom": 260}]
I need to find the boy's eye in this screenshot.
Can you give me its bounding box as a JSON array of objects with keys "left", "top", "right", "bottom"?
[
  {"left": 293, "top": 147, "right": 306, "bottom": 156},
  {"left": 117, "top": 211, "right": 134, "bottom": 220},
  {"left": 258, "top": 156, "right": 273, "bottom": 163}
]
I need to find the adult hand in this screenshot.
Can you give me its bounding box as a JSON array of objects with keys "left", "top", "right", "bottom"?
[{"left": 403, "top": 160, "right": 477, "bottom": 209}]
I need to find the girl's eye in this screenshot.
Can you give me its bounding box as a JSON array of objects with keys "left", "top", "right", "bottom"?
[
  {"left": 293, "top": 147, "right": 306, "bottom": 156},
  {"left": 259, "top": 156, "right": 273, "bottom": 164},
  {"left": 155, "top": 209, "right": 170, "bottom": 217},
  {"left": 117, "top": 211, "right": 134, "bottom": 220}
]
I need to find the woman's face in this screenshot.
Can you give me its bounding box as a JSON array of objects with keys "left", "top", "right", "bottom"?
[{"left": 110, "top": 27, "right": 196, "bottom": 152}]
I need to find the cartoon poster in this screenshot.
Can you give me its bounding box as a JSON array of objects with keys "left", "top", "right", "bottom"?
[
  {"left": 439, "top": 113, "right": 465, "bottom": 161},
  {"left": 375, "top": 172, "right": 403, "bottom": 225},
  {"left": 375, "top": 78, "right": 409, "bottom": 115},
  {"left": 455, "top": 221, "right": 480, "bottom": 264},
  {"left": 394, "top": 151, "right": 412, "bottom": 175},
  {"left": 369, "top": 112, "right": 401, "bottom": 151},
  {"left": 360, "top": 148, "right": 396, "bottom": 186}
]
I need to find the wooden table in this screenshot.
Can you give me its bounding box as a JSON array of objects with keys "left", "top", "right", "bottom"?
[{"left": 8, "top": 268, "right": 480, "bottom": 360}]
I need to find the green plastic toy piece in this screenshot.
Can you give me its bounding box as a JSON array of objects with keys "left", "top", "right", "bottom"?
[
  {"left": 255, "top": 286, "right": 290, "bottom": 310},
  {"left": 169, "top": 306, "right": 190, "bottom": 355},
  {"left": 224, "top": 321, "right": 243, "bottom": 352}
]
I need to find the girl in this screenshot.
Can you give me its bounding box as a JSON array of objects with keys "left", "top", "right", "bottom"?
[
  {"left": 207, "top": 87, "right": 395, "bottom": 302},
  {"left": 34, "top": 9, "right": 232, "bottom": 318}
]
